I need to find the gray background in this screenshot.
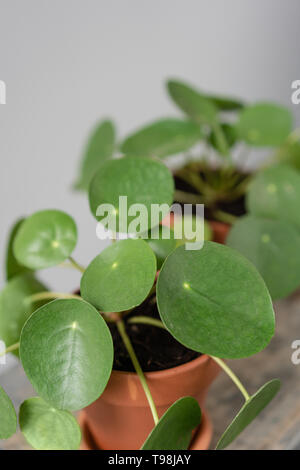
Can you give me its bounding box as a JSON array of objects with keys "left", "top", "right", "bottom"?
[{"left": 0, "top": 0, "right": 299, "bottom": 290}]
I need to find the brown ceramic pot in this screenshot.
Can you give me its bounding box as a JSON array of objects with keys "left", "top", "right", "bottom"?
[
  {"left": 79, "top": 354, "right": 220, "bottom": 450},
  {"left": 79, "top": 408, "right": 213, "bottom": 450},
  {"left": 161, "top": 212, "right": 231, "bottom": 245},
  {"left": 210, "top": 220, "right": 230, "bottom": 244}
]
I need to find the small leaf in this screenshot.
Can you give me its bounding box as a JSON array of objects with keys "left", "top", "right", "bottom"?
[
  {"left": 144, "top": 226, "right": 177, "bottom": 269},
  {"left": 74, "top": 120, "right": 115, "bottom": 191},
  {"left": 0, "top": 385, "right": 17, "bottom": 439},
  {"left": 209, "top": 123, "right": 237, "bottom": 153},
  {"left": 167, "top": 79, "right": 218, "bottom": 125},
  {"left": 246, "top": 164, "right": 300, "bottom": 230},
  {"left": 142, "top": 397, "right": 201, "bottom": 450},
  {"left": 120, "top": 118, "right": 202, "bottom": 159},
  {"left": 236, "top": 103, "right": 292, "bottom": 146},
  {"left": 157, "top": 242, "right": 275, "bottom": 359},
  {"left": 275, "top": 136, "right": 300, "bottom": 171},
  {"left": 20, "top": 298, "right": 113, "bottom": 411},
  {"left": 89, "top": 156, "right": 174, "bottom": 233},
  {"left": 19, "top": 397, "right": 81, "bottom": 450},
  {"left": 216, "top": 379, "right": 280, "bottom": 450},
  {"left": 5, "top": 218, "right": 31, "bottom": 280},
  {"left": 209, "top": 94, "right": 244, "bottom": 111},
  {"left": 13, "top": 210, "right": 77, "bottom": 269},
  {"left": 227, "top": 215, "right": 300, "bottom": 300},
  {"left": 0, "top": 273, "right": 48, "bottom": 352},
  {"left": 81, "top": 239, "right": 156, "bottom": 312}
]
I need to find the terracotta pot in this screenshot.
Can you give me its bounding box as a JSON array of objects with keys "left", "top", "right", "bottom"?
[
  {"left": 79, "top": 408, "right": 213, "bottom": 450},
  {"left": 79, "top": 354, "right": 220, "bottom": 450},
  {"left": 161, "top": 212, "right": 230, "bottom": 245},
  {"left": 210, "top": 220, "right": 230, "bottom": 244}
]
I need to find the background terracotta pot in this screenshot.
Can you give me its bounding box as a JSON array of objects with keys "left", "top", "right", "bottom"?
[
  {"left": 210, "top": 221, "right": 230, "bottom": 244},
  {"left": 79, "top": 354, "right": 220, "bottom": 450},
  {"left": 161, "top": 213, "right": 230, "bottom": 246}
]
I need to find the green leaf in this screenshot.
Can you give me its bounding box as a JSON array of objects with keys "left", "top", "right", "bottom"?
[
  {"left": 20, "top": 298, "right": 113, "bottom": 411},
  {"left": 216, "top": 379, "right": 280, "bottom": 450},
  {"left": 209, "top": 94, "right": 244, "bottom": 111},
  {"left": 81, "top": 239, "right": 156, "bottom": 312},
  {"left": 0, "top": 385, "right": 17, "bottom": 439},
  {"left": 227, "top": 215, "right": 300, "bottom": 300},
  {"left": 74, "top": 120, "right": 115, "bottom": 191},
  {"left": 5, "top": 218, "right": 31, "bottom": 280},
  {"left": 13, "top": 210, "right": 77, "bottom": 269},
  {"left": 246, "top": 164, "right": 300, "bottom": 230},
  {"left": 167, "top": 79, "right": 218, "bottom": 125},
  {"left": 142, "top": 397, "right": 201, "bottom": 450},
  {"left": 172, "top": 214, "right": 212, "bottom": 246},
  {"left": 120, "top": 118, "right": 202, "bottom": 159},
  {"left": 152, "top": 215, "right": 212, "bottom": 264},
  {"left": 19, "top": 397, "right": 81, "bottom": 450},
  {"left": 275, "top": 136, "right": 300, "bottom": 171},
  {"left": 236, "top": 103, "right": 292, "bottom": 146},
  {"left": 144, "top": 226, "right": 177, "bottom": 269},
  {"left": 0, "top": 273, "right": 48, "bottom": 353},
  {"left": 157, "top": 242, "right": 275, "bottom": 359},
  {"left": 89, "top": 156, "right": 174, "bottom": 233},
  {"left": 209, "top": 123, "right": 237, "bottom": 154}
]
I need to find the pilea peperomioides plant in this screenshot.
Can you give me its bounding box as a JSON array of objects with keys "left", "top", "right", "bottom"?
[
  {"left": 73, "top": 78, "right": 300, "bottom": 301},
  {"left": 0, "top": 155, "right": 280, "bottom": 450}
]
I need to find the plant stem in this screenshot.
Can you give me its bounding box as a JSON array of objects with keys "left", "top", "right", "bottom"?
[
  {"left": 177, "top": 167, "right": 211, "bottom": 195},
  {"left": 25, "top": 291, "right": 81, "bottom": 305},
  {"left": 68, "top": 256, "right": 85, "bottom": 273},
  {"left": 0, "top": 342, "right": 20, "bottom": 357},
  {"left": 116, "top": 319, "right": 159, "bottom": 425},
  {"left": 211, "top": 123, "right": 232, "bottom": 163},
  {"left": 211, "top": 356, "right": 250, "bottom": 401},
  {"left": 128, "top": 316, "right": 166, "bottom": 329},
  {"left": 213, "top": 210, "right": 237, "bottom": 225},
  {"left": 174, "top": 189, "right": 204, "bottom": 205}
]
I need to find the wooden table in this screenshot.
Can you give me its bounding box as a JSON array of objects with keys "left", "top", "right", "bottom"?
[{"left": 1, "top": 295, "right": 300, "bottom": 450}]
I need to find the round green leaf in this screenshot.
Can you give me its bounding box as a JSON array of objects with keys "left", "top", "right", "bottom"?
[
  {"left": 19, "top": 397, "right": 81, "bottom": 450},
  {"left": 142, "top": 397, "right": 201, "bottom": 450},
  {"left": 167, "top": 79, "right": 218, "bottom": 125},
  {"left": 157, "top": 242, "right": 275, "bottom": 359},
  {"left": 74, "top": 120, "right": 115, "bottom": 191},
  {"left": 216, "top": 379, "right": 280, "bottom": 450},
  {"left": 0, "top": 385, "right": 17, "bottom": 439},
  {"left": 247, "top": 164, "right": 300, "bottom": 230},
  {"left": 144, "top": 226, "right": 177, "bottom": 269},
  {"left": 20, "top": 298, "right": 113, "bottom": 411},
  {"left": 120, "top": 118, "right": 202, "bottom": 159},
  {"left": 227, "top": 215, "right": 300, "bottom": 300},
  {"left": 81, "top": 239, "right": 156, "bottom": 312},
  {"left": 236, "top": 103, "right": 292, "bottom": 146},
  {"left": 89, "top": 156, "right": 174, "bottom": 233},
  {"left": 13, "top": 210, "right": 77, "bottom": 269},
  {"left": 5, "top": 218, "right": 31, "bottom": 280},
  {"left": 0, "top": 273, "right": 48, "bottom": 353}
]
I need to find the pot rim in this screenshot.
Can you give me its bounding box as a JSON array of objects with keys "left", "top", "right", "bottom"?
[{"left": 111, "top": 353, "right": 211, "bottom": 380}]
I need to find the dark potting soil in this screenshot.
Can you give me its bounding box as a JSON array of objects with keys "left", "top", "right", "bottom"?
[
  {"left": 109, "top": 294, "right": 201, "bottom": 372},
  {"left": 174, "top": 168, "right": 247, "bottom": 220}
]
